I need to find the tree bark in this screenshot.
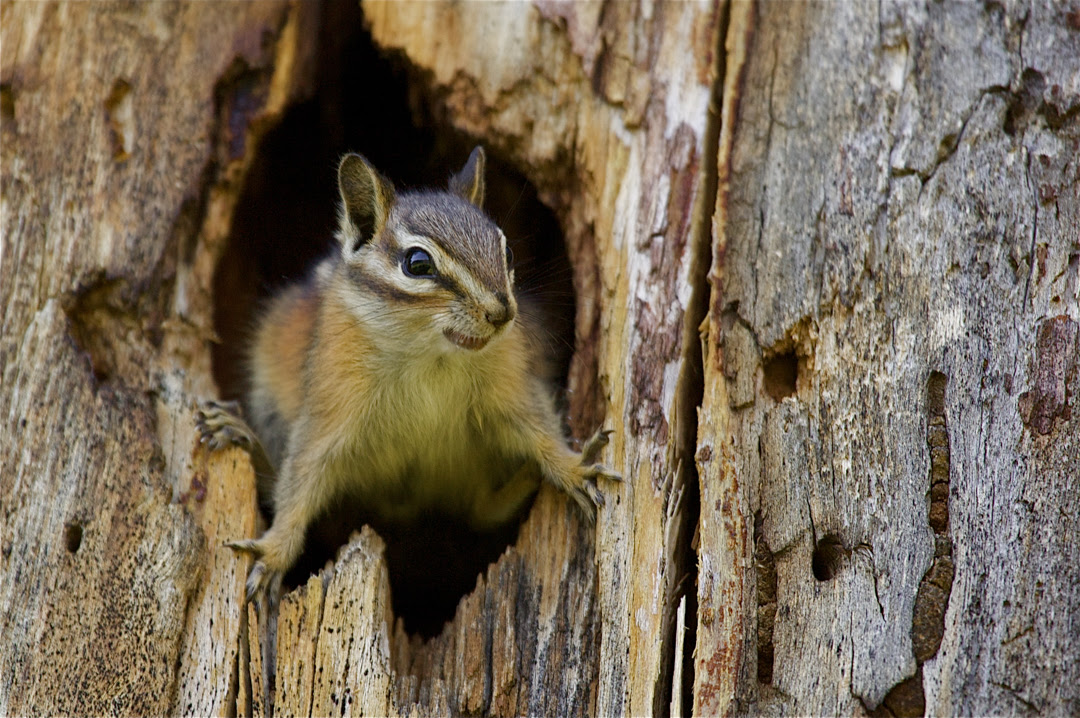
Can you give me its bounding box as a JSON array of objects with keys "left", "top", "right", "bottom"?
[
  {"left": 0, "top": 2, "right": 302, "bottom": 714},
  {"left": 695, "top": 2, "right": 1079, "bottom": 715},
  {"left": 1, "top": 1, "right": 1076, "bottom": 716}
]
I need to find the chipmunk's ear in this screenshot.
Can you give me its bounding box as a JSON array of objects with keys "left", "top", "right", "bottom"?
[
  {"left": 337, "top": 153, "right": 396, "bottom": 253},
  {"left": 449, "top": 146, "right": 486, "bottom": 208}
]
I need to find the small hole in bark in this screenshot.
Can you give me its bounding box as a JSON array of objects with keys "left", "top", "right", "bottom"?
[
  {"left": 104, "top": 78, "right": 133, "bottom": 163},
  {"left": 0, "top": 84, "right": 14, "bottom": 123},
  {"left": 811, "top": 533, "right": 846, "bottom": 581},
  {"left": 763, "top": 351, "right": 798, "bottom": 400},
  {"left": 209, "top": 0, "right": 576, "bottom": 638},
  {"left": 64, "top": 522, "right": 83, "bottom": 553}
]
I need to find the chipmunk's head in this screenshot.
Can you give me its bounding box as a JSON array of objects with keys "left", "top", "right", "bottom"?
[{"left": 335, "top": 147, "right": 517, "bottom": 353}]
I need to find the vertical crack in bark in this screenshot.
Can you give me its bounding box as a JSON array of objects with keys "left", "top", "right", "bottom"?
[
  {"left": 304, "top": 575, "right": 331, "bottom": 718},
  {"left": 875, "top": 371, "right": 954, "bottom": 717},
  {"left": 1007, "top": 135, "right": 1044, "bottom": 406},
  {"left": 751, "top": 38, "right": 780, "bottom": 320},
  {"left": 654, "top": 1, "right": 731, "bottom": 716},
  {"left": 1019, "top": 139, "right": 1040, "bottom": 315},
  {"left": 235, "top": 606, "right": 252, "bottom": 718},
  {"left": 482, "top": 578, "right": 496, "bottom": 714},
  {"left": 753, "top": 512, "right": 777, "bottom": 685},
  {"left": 225, "top": 623, "right": 240, "bottom": 718},
  {"left": 168, "top": 572, "right": 201, "bottom": 716}
]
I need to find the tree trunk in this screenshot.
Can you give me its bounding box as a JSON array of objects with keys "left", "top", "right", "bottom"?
[
  {"left": 1, "top": 1, "right": 1076, "bottom": 716},
  {"left": 694, "top": 2, "right": 1079, "bottom": 715}
]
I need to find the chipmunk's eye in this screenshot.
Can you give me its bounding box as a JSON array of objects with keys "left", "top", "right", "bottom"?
[
  {"left": 402, "top": 248, "right": 436, "bottom": 278},
  {"left": 505, "top": 244, "right": 514, "bottom": 267}
]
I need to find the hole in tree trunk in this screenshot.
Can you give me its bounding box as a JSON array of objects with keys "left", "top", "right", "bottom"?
[
  {"left": 811, "top": 533, "right": 847, "bottom": 582},
  {"left": 64, "top": 522, "right": 83, "bottom": 553},
  {"left": 209, "top": 0, "right": 576, "bottom": 638},
  {"left": 762, "top": 350, "right": 799, "bottom": 400}
]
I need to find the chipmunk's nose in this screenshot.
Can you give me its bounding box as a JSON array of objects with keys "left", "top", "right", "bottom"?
[{"left": 485, "top": 301, "right": 515, "bottom": 328}]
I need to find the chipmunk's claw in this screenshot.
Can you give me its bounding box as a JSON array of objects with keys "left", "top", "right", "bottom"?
[
  {"left": 570, "top": 483, "right": 599, "bottom": 525},
  {"left": 580, "top": 428, "right": 614, "bottom": 465},
  {"left": 196, "top": 400, "right": 255, "bottom": 452},
  {"left": 225, "top": 538, "right": 262, "bottom": 556},
  {"left": 245, "top": 562, "right": 267, "bottom": 603},
  {"left": 584, "top": 480, "right": 605, "bottom": 509},
  {"left": 585, "top": 463, "right": 622, "bottom": 484},
  {"left": 225, "top": 540, "right": 283, "bottom": 605},
  {"left": 560, "top": 428, "right": 621, "bottom": 523},
  {"left": 245, "top": 562, "right": 283, "bottom": 606},
  {"left": 573, "top": 470, "right": 620, "bottom": 520}
]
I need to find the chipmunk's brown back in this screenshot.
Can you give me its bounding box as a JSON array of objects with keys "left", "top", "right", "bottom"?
[{"left": 248, "top": 280, "right": 319, "bottom": 465}]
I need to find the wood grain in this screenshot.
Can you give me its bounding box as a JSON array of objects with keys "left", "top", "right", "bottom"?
[
  {"left": 0, "top": 1, "right": 306, "bottom": 713},
  {"left": 696, "top": 0, "right": 1079, "bottom": 714}
]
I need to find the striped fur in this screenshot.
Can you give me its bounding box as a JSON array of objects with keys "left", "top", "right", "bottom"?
[{"left": 233, "top": 148, "right": 618, "bottom": 602}]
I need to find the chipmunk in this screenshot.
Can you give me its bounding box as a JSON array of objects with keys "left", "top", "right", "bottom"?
[{"left": 198, "top": 146, "right": 620, "bottom": 603}]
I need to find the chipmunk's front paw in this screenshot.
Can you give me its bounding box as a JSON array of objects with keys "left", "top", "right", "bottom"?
[
  {"left": 573, "top": 462, "right": 623, "bottom": 518},
  {"left": 226, "top": 538, "right": 284, "bottom": 604},
  {"left": 542, "top": 427, "right": 621, "bottom": 523},
  {"left": 196, "top": 400, "right": 255, "bottom": 452},
  {"left": 564, "top": 430, "right": 622, "bottom": 523}
]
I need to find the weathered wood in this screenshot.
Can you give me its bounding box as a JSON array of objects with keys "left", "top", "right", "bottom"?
[
  {"left": 3, "top": 1, "right": 717, "bottom": 714},
  {"left": 355, "top": 2, "right": 718, "bottom": 715},
  {"left": 1, "top": 1, "right": 310, "bottom": 714},
  {"left": 695, "top": 0, "right": 1079, "bottom": 715},
  {"left": 3, "top": 0, "right": 1077, "bottom": 716}
]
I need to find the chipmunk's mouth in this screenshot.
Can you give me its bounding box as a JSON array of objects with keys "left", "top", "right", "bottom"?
[{"left": 443, "top": 329, "right": 491, "bottom": 351}]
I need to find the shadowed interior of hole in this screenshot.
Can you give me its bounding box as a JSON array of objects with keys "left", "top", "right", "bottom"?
[
  {"left": 210, "top": 0, "right": 575, "bottom": 637},
  {"left": 811, "top": 534, "right": 845, "bottom": 582},
  {"left": 762, "top": 351, "right": 798, "bottom": 401}
]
